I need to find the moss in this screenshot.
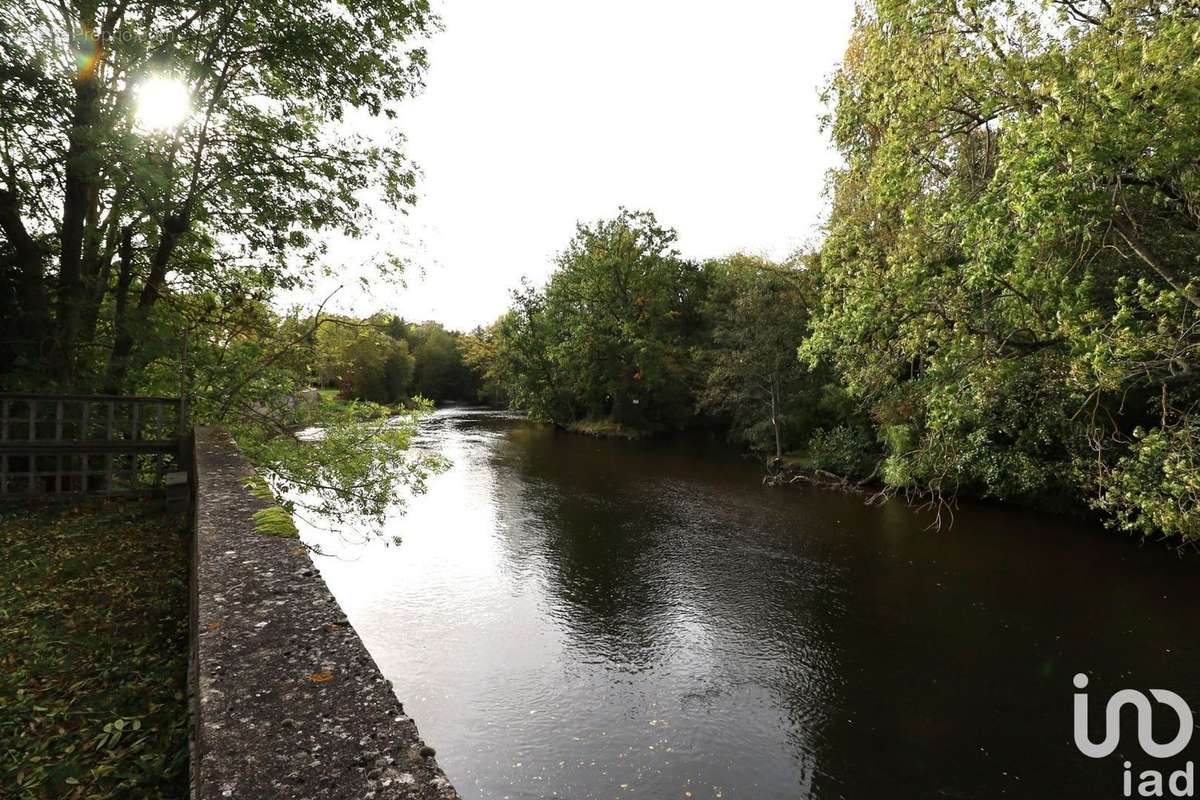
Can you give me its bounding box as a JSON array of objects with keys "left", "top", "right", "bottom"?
[
  {"left": 243, "top": 473, "right": 273, "bottom": 501},
  {"left": 243, "top": 475, "right": 299, "bottom": 538},
  {"left": 250, "top": 505, "right": 299, "bottom": 538}
]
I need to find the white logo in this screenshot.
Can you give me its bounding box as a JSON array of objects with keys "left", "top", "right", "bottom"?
[
  {"left": 1073, "top": 673, "right": 1197, "bottom": 798},
  {"left": 1073, "top": 673, "right": 1194, "bottom": 759}
]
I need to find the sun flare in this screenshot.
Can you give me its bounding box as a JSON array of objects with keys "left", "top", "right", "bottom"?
[{"left": 134, "top": 77, "right": 191, "bottom": 132}]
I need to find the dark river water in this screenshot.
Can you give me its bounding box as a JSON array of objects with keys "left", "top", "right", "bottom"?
[{"left": 298, "top": 407, "right": 1200, "bottom": 799}]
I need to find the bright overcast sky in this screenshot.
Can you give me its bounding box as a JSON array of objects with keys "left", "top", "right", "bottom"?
[{"left": 308, "top": 0, "right": 856, "bottom": 331}]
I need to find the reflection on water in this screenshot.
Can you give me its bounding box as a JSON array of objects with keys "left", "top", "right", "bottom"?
[{"left": 298, "top": 408, "right": 1200, "bottom": 799}]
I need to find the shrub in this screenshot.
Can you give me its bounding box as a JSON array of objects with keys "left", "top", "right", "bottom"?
[{"left": 807, "top": 425, "right": 873, "bottom": 476}]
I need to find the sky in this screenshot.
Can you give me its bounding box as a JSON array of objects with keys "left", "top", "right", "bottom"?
[{"left": 307, "top": 0, "right": 857, "bottom": 331}]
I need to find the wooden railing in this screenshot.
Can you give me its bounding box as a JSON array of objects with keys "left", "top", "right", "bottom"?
[{"left": 0, "top": 394, "right": 186, "bottom": 497}]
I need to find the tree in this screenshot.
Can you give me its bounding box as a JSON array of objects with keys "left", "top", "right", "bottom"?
[
  {"left": 0, "top": 1, "right": 440, "bottom": 536},
  {"left": 494, "top": 209, "right": 707, "bottom": 429},
  {"left": 344, "top": 331, "right": 414, "bottom": 404},
  {"left": 0, "top": 0, "right": 433, "bottom": 391},
  {"left": 484, "top": 295, "right": 576, "bottom": 423},
  {"left": 696, "top": 254, "right": 820, "bottom": 460},
  {"left": 114, "top": 293, "right": 435, "bottom": 533},
  {"left": 406, "top": 321, "right": 477, "bottom": 401},
  {"left": 314, "top": 315, "right": 415, "bottom": 404},
  {"left": 459, "top": 321, "right": 510, "bottom": 406},
  {"left": 808, "top": 0, "right": 1200, "bottom": 536}
]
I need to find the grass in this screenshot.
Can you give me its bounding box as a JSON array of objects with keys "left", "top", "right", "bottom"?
[
  {"left": 565, "top": 418, "right": 650, "bottom": 440},
  {"left": 0, "top": 499, "right": 190, "bottom": 799},
  {"left": 780, "top": 451, "right": 815, "bottom": 469},
  {"left": 317, "top": 387, "right": 341, "bottom": 402}
]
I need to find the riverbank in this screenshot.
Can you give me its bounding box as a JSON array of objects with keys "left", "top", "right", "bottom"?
[
  {"left": 192, "top": 426, "right": 459, "bottom": 800},
  {"left": 298, "top": 406, "right": 1200, "bottom": 799},
  {"left": 0, "top": 500, "right": 190, "bottom": 799},
  {"left": 563, "top": 417, "right": 650, "bottom": 440},
  {"left": 556, "top": 421, "right": 1110, "bottom": 534}
]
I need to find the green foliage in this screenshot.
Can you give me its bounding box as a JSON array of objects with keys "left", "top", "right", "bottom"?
[
  {"left": 236, "top": 398, "right": 444, "bottom": 533},
  {"left": 473, "top": 3, "right": 1198, "bottom": 541},
  {"left": 405, "top": 322, "right": 479, "bottom": 402},
  {"left": 0, "top": 0, "right": 435, "bottom": 390},
  {"left": 1, "top": 0, "right": 441, "bottom": 540},
  {"left": 484, "top": 300, "right": 577, "bottom": 423},
  {"left": 315, "top": 315, "right": 416, "bottom": 404},
  {"left": 0, "top": 501, "right": 189, "bottom": 799},
  {"left": 696, "top": 254, "right": 828, "bottom": 457},
  {"left": 445, "top": 2, "right": 1198, "bottom": 541},
  {"left": 459, "top": 323, "right": 511, "bottom": 406},
  {"left": 313, "top": 315, "right": 478, "bottom": 405},
  {"left": 807, "top": 0, "right": 1200, "bottom": 538},
  {"left": 478, "top": 222, "right": 872, "bottom": 464},
  {"left": 1093, "top": 422, "right": 1200, "bottom": 540},
  {"left": 806, "top": 425, "right": 874, "bottom": 477},
  {"left": 482, "top": 209, "right": 709, "bottom": 430}
]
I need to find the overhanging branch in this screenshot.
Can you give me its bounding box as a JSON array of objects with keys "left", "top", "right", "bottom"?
[{"left": 1111, "top": 216, "right": 1200, "bottom": 310}]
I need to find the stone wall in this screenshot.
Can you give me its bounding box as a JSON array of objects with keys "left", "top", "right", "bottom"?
[{"left": 190, "top": 426, "right": 459, "bottom": 800}]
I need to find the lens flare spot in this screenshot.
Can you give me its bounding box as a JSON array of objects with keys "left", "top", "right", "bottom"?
[{"left": 135, "top": 77, "right": 191, "bottom": 132}]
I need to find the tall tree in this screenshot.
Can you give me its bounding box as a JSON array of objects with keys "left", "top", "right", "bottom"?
[
  {"left": 406, "top": 321, "right": 477, "bottom": 401},
  {"left": 459, "top": 320, "right": 511, "bottom": 406},
  {"left": 808, "top": 0, "right": 1200, "bottom": 537},
  {"left": 0, "top": 0, "right": 433, "bottom": 390},
  {"left": 534, "top": 209, "right": 708, "bottom": 428},
  {"left": 697, "top": 254, "right": 818, "bottom": 460},
  {"left": 314, "top": 316, "right": 415, "bottom": 404}
]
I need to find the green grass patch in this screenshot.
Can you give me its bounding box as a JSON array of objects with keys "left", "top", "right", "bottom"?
[
  {"left": 780, "top": 451, "right": 815, "bottom": 470},
  {"left": 0, "top": 500, "right": 189, "bottom": 799},
  {"left": 566, "top": 418, "right": 649, "bottom": 440},
  {"left": 317, "top": 387, "right": 342, "bottom": 402}
]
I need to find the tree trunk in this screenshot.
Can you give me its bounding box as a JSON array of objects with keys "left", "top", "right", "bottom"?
[
  {"left": 57, "top": 42, "right": 104, "bottom": 384},
  {"left": 0, "top": 189, "right": 50, "bottom": 338},
  {"left": 79, "top": 186, "right": 123, "bottom": 346},
  {"left": 770, "top": 383, "right": 782, "bottom": 461},
  {"left": 79, "top": 250, "right": 114, "bottom": 348},
  {"left": 104, "top": 214, "right": 187, "bottom": 392},
  {"left": 1112, "top": 216, "right": 1200, "bottom": 310},
  {"left": 102, "top": 226, "right": 136, "bottom": 394}
]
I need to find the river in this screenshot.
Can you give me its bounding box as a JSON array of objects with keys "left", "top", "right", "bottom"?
[{"left": 298, "top": 407, "right": 1200, "bottom": 799}]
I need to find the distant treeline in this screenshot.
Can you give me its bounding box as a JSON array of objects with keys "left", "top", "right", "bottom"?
[
  {"left": 463, "top": 210, "right": 862, "bottom": 463},
  {"left": 313, "top": 317, "right": 479, "bottom": 405}
]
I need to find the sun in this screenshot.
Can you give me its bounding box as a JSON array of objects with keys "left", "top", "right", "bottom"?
[{"left": 134, "top": 77, "right": 191, "bottom": 132}]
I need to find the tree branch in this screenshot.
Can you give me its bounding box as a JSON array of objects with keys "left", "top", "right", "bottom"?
[{"left": 1111, "top": 216, "right": 1200, "bottom": 310}]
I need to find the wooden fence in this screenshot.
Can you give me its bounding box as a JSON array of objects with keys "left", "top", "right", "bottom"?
[{"left": 0, "top": 394, "right": 186, "bottom": 498}]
